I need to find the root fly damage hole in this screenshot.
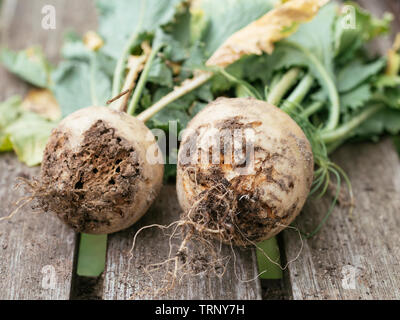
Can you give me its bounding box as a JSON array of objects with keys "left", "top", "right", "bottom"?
[{"left": 37, "top": 120, "right": 142, "bottom": 233}]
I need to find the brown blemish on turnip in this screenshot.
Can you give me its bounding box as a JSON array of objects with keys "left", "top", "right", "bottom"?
[
  {"left": 177, "top": 98, "right": 314, "bottom": 246},
  {"left": 25, "top": 106, "right": 163, "bottom": 234},
  {"left": 37, "top": 120, "right": 142, "bottom": 233}
]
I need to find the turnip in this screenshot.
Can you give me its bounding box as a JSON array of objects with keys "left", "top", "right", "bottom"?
[
  {"left": 28, "top": 0, "right": 322, "bottom": 235},
  {"left": 31, "top": 106, "right": 164, "bottom": 234},
  {"left": 176, "top": 97, "right": 314, "bottom": 246},
  {"left": 23, "top": 37, "right": 166, "bottom": 234}
]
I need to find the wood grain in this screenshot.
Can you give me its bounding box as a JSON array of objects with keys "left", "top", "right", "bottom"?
[
  {"left": 283, "top": 139, "right": 400, "bottom": 300},
  {"left": 282, "top": 0, "right": 400, "bottom": 300},
  {"left": 0, "top": 0, "right": 96, "bottom": 299},
  {"left": 102, "top": 185, "right": 262, "bottom": 300}
]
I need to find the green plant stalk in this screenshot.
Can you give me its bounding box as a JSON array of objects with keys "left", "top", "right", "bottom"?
[
  {"left": 77, "top": 234, "right": 108, "bottom": 277},
  {"left": 220, "top": 68, "right": 263, "bottom": 100},
  {"left": 301, "top": 100, "right": 324, "bottom": 118},
  {"left": 282, "top": 41, "right": 340, "bottom": 131},
  {"left": 257, "top": 237, "right": 282, "bottom": 279},
  {"left": 264, "top": 73, "right": 282, "bottom": 100},
  {"left": 127, "top": 43, "right": 163, "bottom": 116},
  {"left": 267, "top": 68, "right": 301, "bottom": 106},
  {"left": 137, "top": 71, "right": 213, "bottom": 122},
  {"left": 112, "top": 32, "right": 141, "bottom": 98},
  {"left": 111, "top": 0, "right": 146, "bottom": 97},
  {"left": 282, "top": 73, "right": 314, "bottom": 112},
  {"left": 321, "top": 104, "right": 384, "bottom": 144}
]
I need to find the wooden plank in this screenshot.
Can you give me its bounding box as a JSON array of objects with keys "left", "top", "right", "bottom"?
[
  {"left": 0, "top": 0, "right": 96, "bottom": 299},
  {"left": 103, "top": 185, "right": 262, "bottom": 300},
  {"left": 283, "top": 139, "right": 400, "bottom": 300},
  {"left": 282, "top": 0, "right": 400, "bottom": 300}
]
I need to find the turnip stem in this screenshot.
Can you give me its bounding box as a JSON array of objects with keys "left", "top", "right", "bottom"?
[
  {"left": 321, "top": 104, "right": 384, "bottom": 144},
  {"left": 112, "top": 42, "right": 151, "bottom": 112},
  {"left": 112, "top": 33, "right": 141, "bottom": 97},
  {"left": 257, "top": 237, "right": 282, "bottom": 279},
  {"left": 111, "top": 1, "right": 146, "bottom": 97},
  {"left": 301, "top": 100, "right": 324, "bottom": 118},
  {"left": 77, "top": 234, "right": 107, "bottom": 277},
  {"left": 282, "top": 73, "right": 314, "bottom": 112},
  {"left": 282, "top": 41, "right": 340, "bottom": 131},
  {"left": 136, "top": 71, "right": 213, "bottom": 122},
  {"left": 267, "top": 68, "right": 301, "bottom": 106},
  {"left": 127, "top": 44, "right": 163, "bottom": 116}
]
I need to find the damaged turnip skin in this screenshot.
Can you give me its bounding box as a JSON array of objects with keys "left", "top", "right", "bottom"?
[
  {"left": 177, "top": 97, "right": 314, "bottom": 246},
  {"left": 36, "top": 106, "right": 163, "bottom": 234}
]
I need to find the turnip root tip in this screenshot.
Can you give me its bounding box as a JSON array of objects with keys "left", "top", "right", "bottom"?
[{"left": 29, "top": 106, "right": 163, "bottom": 234}]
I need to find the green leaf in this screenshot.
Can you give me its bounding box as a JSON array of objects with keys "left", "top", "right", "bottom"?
[
  {"left": 354, "top": 107, "right": 400, "bottom": 139},
  {"left": 190, "top": 8, "right": 209, "bottom": 44},
  {"left": 334, "top": 2, "right": 392, "bottom": 62},
  {"left": 163, "top": 7, "right": 192, "bottom": 62},
  {"left": 51, "top": 59, "right": 112, "bottom": 117},
  {"left": 0, "top": 96, "right": 22, "bottom": 129},
  {"left": 0, "top": 46, "right": 51, "bottom": 88},
  {"left": 0, "top": 96, "right": 23, "bottom": 151},
  {"left": 287, "top": 3, "right": 337, "bottom": 77},
  {"left": 5, "top": 112, "right": 56, "bottom": 166},
  {"left": 374, "top": 75, "right": 400, "bottom": 91},
  {"left": 96, "top": 0, "right": 187, "bottom": 59},
  {"left": 0, "top": 133, "right": 12, "bottom": 152},
  {"left": 340, "top": 84, "right": 371, "bottom": 113},
  {"left": 61, "top": 35, "right": 116, "bottom": 77},
  {"left": 337, "top": 58, "right": 385, "bottom": 93},
  {"left": 373, "top": 89, "right": 400, "bottom": 110},
  {"left": 198, "top": 0, "right": 275, "bottom": 56},
  {"left": 148, "top": 57, "right": 173, "bottom": 87},
  {"left": 179, "top": 41, "right": 208, "bottom": 79},
  {"left": 149, "top": 107, "right": 190, "bottom": 131}
]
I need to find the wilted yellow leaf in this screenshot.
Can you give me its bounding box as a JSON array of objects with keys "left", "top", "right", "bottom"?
[
  {"left": 206, "top": 0, "right": 329, "bottom": 67},
  {"left": 21, "top": 89, "right": 61, "bottom": 121},
  {"left": 83, "top": 31, "right": 104, "bottom": 51}
]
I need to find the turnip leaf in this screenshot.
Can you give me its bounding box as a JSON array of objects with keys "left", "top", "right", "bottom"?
[
  {"left": 337, "top": 58, "right": 386, "bottom": 93},
  {"left": 0, "top": 46, "right": 52, "bottom": 88},
  {"left": 196, "top": 0, "right": 276, "bottom": 57},
  {"left": 96, "top": 0, "right": 187, "bottom": 59}
]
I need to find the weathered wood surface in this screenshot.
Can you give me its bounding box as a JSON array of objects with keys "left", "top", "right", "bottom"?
[
  {"left": 283, "top": 139, "right": 400, "bottom": 300},
  {"left": 0, "top": 0, "right": 96, "bottom": 299},
  {"left": 283, "top": 0, "right": 400, "bottom": 300},
  {"left": 102, "top": 185, "right": 262, "bottom": 300},
  {"left": 1, "top": 0, "right": 400, "bottom": 300}
]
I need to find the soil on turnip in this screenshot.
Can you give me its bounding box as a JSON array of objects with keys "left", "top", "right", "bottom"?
[
  {"left": 30, "top": 120, "right": 143, "bottom": 233},
  {"left": 178, "top": 116, "right": 301, "bottom": 246}
]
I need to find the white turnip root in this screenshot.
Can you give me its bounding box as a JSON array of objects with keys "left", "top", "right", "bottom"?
[
  {"left": 31, "top": 106, "right": 163, "bottom": 234},
  {"left": 127, "top": 97, "right": 314, "bottom": 297},
  {"left": 176, "top": 97, "right": 314, "bottom": 246}
]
